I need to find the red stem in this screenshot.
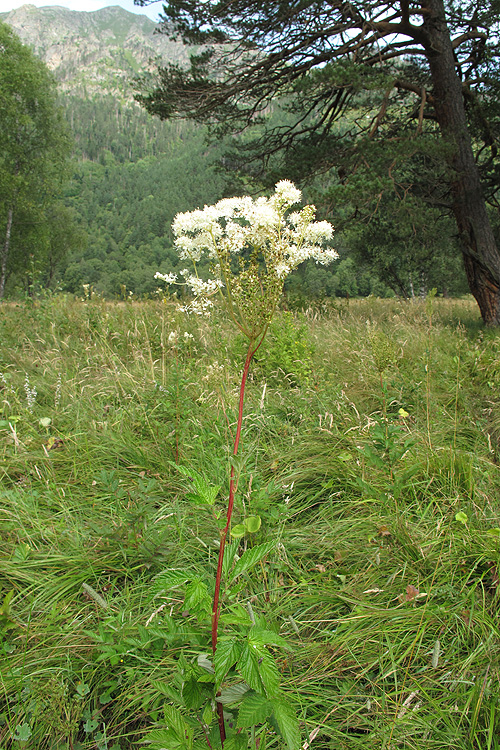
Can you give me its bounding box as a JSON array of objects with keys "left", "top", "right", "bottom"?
[{"left": 211, "top": 338, "right": 259, "bottom": 746}]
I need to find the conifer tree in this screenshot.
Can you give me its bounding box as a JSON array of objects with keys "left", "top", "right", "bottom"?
[{"left": 137, "top": 0, "right": 500, "bottom": 323}]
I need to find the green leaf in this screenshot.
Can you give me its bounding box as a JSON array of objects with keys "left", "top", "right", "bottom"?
[
  {"left": 257, "top": 652, "right": 281, "bottom": 697},
  {"left": 83, "top": 718, "right": 99, "bottom": 733},
  {"left": 202, "top": 703, "right": 214, "bottom": 727},
  {"left": 237, "top": 643, "right": 264, "bottom": 694},
  {"left": 151, "top": 680, "right": 181, "bottom": 701},
  {"left": 270, "top": 696, "right": 301, "bottom": 750},
  {"left": 174, "top": 464, "right": 220, "bottom": 506},
  {"left": 158, "top": 704, "right": 197, "bottom": 748},
  {"left": 223, "top": 734, "right": 249, "bottom": 750},
  {"left": 237, "top": 692, "right": 273, "bottom": 728},
  {"left": 222, "top": 540, "right": 240, "bottom": 577},
  {"left": 153, "top": 569, "right": 190, "bottom": 594},
  {"left": 197, "top": 653, "right": 214, "bottom": 673},
  {"left": 12, "top": 723, "right": 32, "bottom": 742},
  {"left": 146, "top": 728, "right": 187, "bottom": 750},
  {"left": 182, "top": 675, "right": 204, "bottom": 710},
  {"left": 214, "top": 639, "right": 242, "bottom": 686},
  {"left": 218, "top": 682, "right": 250, "bottom": 705},
  {"left": 0, "top": 590, "right": 14, "bottom": 617},
  {"left": 249, "top": 627, "right": 291, "bottom": 650},
  {"left": 184, "top": 578, "right": 211, "bottom": 615},
  {"left": 219, "top": 604, "right": 254, "bottom": 627},
  {"left": 244, "top": 516, "right": 261, "bottom": 533},
  {"left": 230, "top": 542, "right": 274, "bottom": 581},
  {"left": 230, "top": 524, "right": 246, "bottom": 538},
  {"left": 455, "top": 511, "right": 468, "bottom": 525}
]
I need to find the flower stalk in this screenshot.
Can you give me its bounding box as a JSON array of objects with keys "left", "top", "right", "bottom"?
[{"left": 155, "top": 180, "right": 336, "bottom": 749}]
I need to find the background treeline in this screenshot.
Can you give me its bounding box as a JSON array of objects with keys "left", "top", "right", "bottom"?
[
  {"left": 58, "top": 97, "right": 469, "bottom": 299},
  {"left": 0, "top": 15, "right": 471, "bottom": 300}
]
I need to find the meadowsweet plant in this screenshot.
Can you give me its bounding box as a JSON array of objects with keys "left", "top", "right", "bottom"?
[
  {"left": 23, "top": 374, "right": 37, "bottom": 414},
  {"left": 153, "top": 182, "right": 336, "bottom": 750}
]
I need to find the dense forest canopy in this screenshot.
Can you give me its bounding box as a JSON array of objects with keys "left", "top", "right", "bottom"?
[{"left": 0, "top": 21, "right": 71, "bottom": 298}]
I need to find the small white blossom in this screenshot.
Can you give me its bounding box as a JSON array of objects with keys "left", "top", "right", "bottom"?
[
  {"left": 275, "top": 262, "right": 291, "bottom": 279},
  {"left": 273, "top": 180, "right": 302, "bottom": 207},
  {"left": 304, "top": 221, "right": 334, "bottom": 244},
  {"left": 154, "top": 272, "right": 178, "bottom": 284},
  {"left": 24, "top": 374, "right": 37, "bottom": 413}
]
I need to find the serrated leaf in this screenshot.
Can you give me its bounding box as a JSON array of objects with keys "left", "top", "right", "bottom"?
[
  {"left": 237, "top": 643, "right": 264, "bottom": 693},
  {"left": 184, "top": 578, "right": 211, "bottom": 615},
  {"left": 224, "top": 734, "right": 249, "bottom": 750},
  {"left": 257, "top": 652, "right": 281, "bottom": 697},
  {"left": 13, "top": 723, "right": 32, "bottom": 742},
  {"left": 187, "top": 481, "right": 220, "bottom": 506},
  {"left": 202, "top": 703, "right": 213, "bottom": 727},
  {"left": 270, "top": 696, "right": 301, "bottom": 750},
  {"left": 219, "top": 604, "right": 254, "bottom": 627},
  {"left": 222, "top": 540, "right": 240, "bottom": 577},
  {"left": 230, "top": 542, "right": 274, "bottom": 581},
  {"left": 147, "top": 728, "right": 186, "bottom": 750},
  {"left": 244, "top": 516, "right": 261, "bottom": 533},
  {"left": 173, "top": 464, "right": 220, "bottom": 506},
  {"left": 197, "top": 653, "right": 214, "bottom": 672},
  {"left": 182, "top": 676, "right": 205, "bottom": 710},
  {"left": 163, "top": 704, "right": 190, "bottom": 740},
  {"left": 214, "top": 639, "right": 242, "bottom": 685},
  {"left": 237, "top": 692, "right": 273, "bottom": 728},
  {"left": 218, "top": 682, "right": 250, "bottom": 705},
  {"left": 249, "top": 627, "right": 291, "bottom": 650},
  {"left": 153, "top": 569, "right": 190, "bottom": 595}
]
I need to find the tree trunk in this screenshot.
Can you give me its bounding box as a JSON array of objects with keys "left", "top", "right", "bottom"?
[
  {"left": 0, "top": 207, "right": 14, "bottom": 300},
  {"left": 422, "top": 0, "right": 500, "bottom": 325}
]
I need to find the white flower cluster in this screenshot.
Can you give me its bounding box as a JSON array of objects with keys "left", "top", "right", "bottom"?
[
  {"left": 155, "top": 181, "right": 336, "bottom": 332},
  {"left": 24, "top": 374, "right": 37, "bottom": 413}
]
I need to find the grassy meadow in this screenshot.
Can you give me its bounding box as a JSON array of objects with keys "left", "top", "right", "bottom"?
[{"left": 1, "top": 294, "right": 500, "bottom": 749}]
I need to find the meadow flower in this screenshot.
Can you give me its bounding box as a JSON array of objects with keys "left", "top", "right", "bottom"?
[
  {"left": 156, "top": 181, "right": 336, "bottom": 336},
  {"left": 154, "top": 271, "right": 177, "bottom": 284},
  {"left": 24, "top": 374, "right": 37, "bottom": 413}
]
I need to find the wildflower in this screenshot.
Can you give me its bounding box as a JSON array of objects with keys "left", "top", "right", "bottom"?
[
  {"left": 154, "top": 272, "right": 177, "bottom": 284},
  {"left": 156, "top": 181, "right": 336, "bottom": 339},
  {"left": 24, "top": 374, "right": 37, "bottom": 413}
]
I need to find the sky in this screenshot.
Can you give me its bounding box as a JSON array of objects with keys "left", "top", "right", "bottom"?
[{"left": 0, "top": 0, "right": 163, "bottom": 22}]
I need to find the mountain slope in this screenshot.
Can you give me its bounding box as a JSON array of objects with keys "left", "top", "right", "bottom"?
[{"left": 0, "top": 4, "right": 187, "bottom": 97}]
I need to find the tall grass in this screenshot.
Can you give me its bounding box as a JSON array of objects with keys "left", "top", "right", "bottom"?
[{"left": 1, "top": 294, "right": 499, "bottom": 749}]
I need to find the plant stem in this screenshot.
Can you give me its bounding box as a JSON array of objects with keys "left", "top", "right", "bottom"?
[{"left": 211, "top": 338, "right": 256, "bottom": 746}]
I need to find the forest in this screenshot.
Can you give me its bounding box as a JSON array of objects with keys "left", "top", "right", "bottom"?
[{"left": 2, "top": 2, "right": 487, "bottom": 303}]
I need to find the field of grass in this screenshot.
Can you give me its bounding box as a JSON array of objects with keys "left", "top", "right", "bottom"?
[{"left": 1, "top": 294, "right": 500, "bottom": 750}]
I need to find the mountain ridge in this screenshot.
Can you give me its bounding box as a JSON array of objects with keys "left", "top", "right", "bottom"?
[{"left": 1, "top": 4, "right": 187, "bottom": 98}]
